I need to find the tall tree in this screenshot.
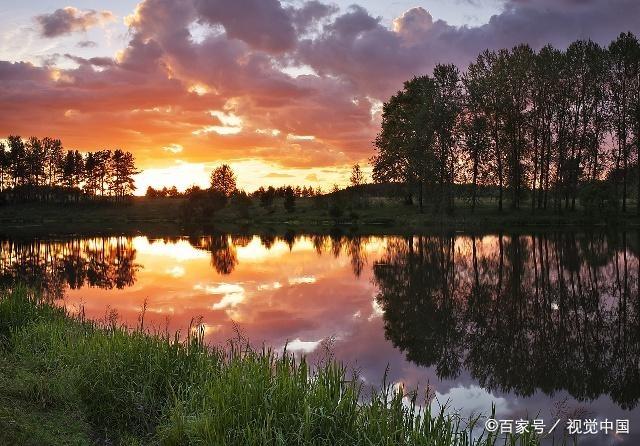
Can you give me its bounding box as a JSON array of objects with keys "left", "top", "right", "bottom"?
[
  {"left": 26, "top": 137, "right": 45, "bottom": 189},
  {"left": 465, "top": 51, "right": 507, "bottom": 211},
  {"left": 83, "top": 152, "right": 100, "bottom": 196},
  {"left": 7, "top": 135, "right": 27, "bottom": 188},
  {"left": 609, "top": 32, "right": 640, "bottom": 213},
  {"left": 373, "top": 76, "right": 438, "bottom": 212},
  {"left": 628, "top": 40, "right": 640, "bottom": 215},
  {"left": 564, "top": 40, "right": 609, "bottom": 210},
  {"left": 0, "top": 143, "right": 7, "bottom": 192},
  {"left": 529, "top": 45, "right": 563, "bottom": 211},
  {"left": 110, "top": 150, "right": 138, "bottom": 199},
  {"left": 463, "top": 114, "right": 490, "bottom": 213},
  {"left": 502, "top": 44, "right": 534, "bottom": 210},
  {"left": 61, "top": 150, "right": 84, "bottom": 189},
  {"left": 42, "top": 137, "right": 64, "bottom": 187},
  {"left": 433, "top": 64, "right": 463, "bottom": 212},
  {"left": 94, "top": 150, "right": 112, "bottom": 196}
]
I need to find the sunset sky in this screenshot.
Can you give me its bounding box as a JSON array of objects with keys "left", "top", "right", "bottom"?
[{"left": 2, "top": 0, "right": 639, "bottom": 193}]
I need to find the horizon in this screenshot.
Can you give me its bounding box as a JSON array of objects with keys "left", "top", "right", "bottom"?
[{"left": 2, "top": 0, "right": 640, "bottom": 193}]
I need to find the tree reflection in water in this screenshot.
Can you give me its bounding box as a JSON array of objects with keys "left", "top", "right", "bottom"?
[
  {"left": 6, "top": 231, "right": 635, "bottom": 410},
  {"left": 189, "top": 235, "right": 238, "bottom": 275},
  {"left": 0, "top": 237, "right": 139, "bottom": 300},
  {"left": 373, "top": 232, "right": 640, "bottom": 409},
  {"left": 189, "top": 231, "right": 370, "bottom": 279}
]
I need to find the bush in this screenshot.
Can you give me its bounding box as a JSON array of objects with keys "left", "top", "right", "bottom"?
[
  {"left": 231, "top": 191, "right": 252, "bottom": 218},
  {"left": 579, "top": 181, "right": 617, "bottom": 213},
  {"left": 180, "top": 189, "right": 228, "bottom": 224}
]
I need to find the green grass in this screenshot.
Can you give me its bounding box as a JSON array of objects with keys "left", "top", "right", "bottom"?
[
  {"left": 1, "top": 195, "right": 638, "bottom": 237},
  {"left": 0, "top": 287, "right": 547, "bottom": 445},
  {"left": 0, "top": 198, "right": 183, "bottom": 236},
  {"left": 0, "top": 357, "right": 91, "bottom": 446}
]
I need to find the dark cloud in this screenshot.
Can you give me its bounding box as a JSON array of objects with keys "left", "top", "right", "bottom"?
[
  {"left": 64, "top": 54, "right": 115, "bottom": 68},
  {"left": 77, "top": 40, "right": 97, "bottom": 48},
  {"left": 327, "top": 5, "right": 379, "bottom": 38},
  {"left": 35, "top": 7, "right": 114, "bottom": 38},
  {"left": 194, "top": 0, "right": 297, "bottom": 53},
  {"left": 5, "top": 0, "right": 640, "bottom": 171},
  {"left": 0, "top": 61, "right": 50, "bottom": 82},
  {"left": 297, "top": 0, "right": 640, "bottom": 98},
  {"left": 288, "top": 1, "right": 338, "bottom": 33}
]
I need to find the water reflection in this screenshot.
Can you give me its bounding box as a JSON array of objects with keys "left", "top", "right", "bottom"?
[
  {"left": 0, "top": 238, "right": 138, "bottom": 299},
  {"left": 1, "top": 231, "right": 639, "bottom": 424},
  {"left": 185, "top": 232, "right": 369, "bottom": 278},
  {"left": 373, "top": 233, "right": 640, "bottom": 409}
]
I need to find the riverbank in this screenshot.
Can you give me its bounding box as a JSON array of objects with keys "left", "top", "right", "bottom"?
[
  {"left": 0, "top": 287, "right": 542, "bottom": 446},
  {"left": 0, "top": 197, "right": 637, "bottom": 237}
]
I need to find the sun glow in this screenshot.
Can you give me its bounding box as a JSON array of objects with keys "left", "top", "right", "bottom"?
[
  {"left": 188, "top": 83, "right": 210, "bottom": 96},
  {"left": 133, "top": 157, "right": 362, "bottom": 195},
  {"left": 135, "top": 161, "right": 211, "bottom": 194}
]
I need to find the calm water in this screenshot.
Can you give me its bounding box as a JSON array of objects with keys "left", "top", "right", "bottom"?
[{"left": 3, "top": 231, "right": 639, "bottom": 444}]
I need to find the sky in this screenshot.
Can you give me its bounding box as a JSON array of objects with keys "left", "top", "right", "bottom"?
[{"left": 2, "top": 0, "right": 640, "bottom": 193}]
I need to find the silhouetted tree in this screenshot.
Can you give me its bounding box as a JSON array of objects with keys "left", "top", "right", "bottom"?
[
  {"left": 609, "top": 33, "right": 640, "bottom": 213},
  {"left": 373, "top": 33, "right": 640, "bottom": 215},
  {"left": 210, "top": 164, "right": 237, "bottom": 197},
  {"left": 350, "top": 163, "right": 364, "bottom": 187},
  {"left": 283, "top": 186, "right": 296, "bottom": 213},
  {"left": 0, "top": 143, "right": 7, "bottom": 192},
  {"left": 8, "top": 135, "right": 27, "bottom": 189},
  {"left": 110, "top": 149, "right": 138, "bottom": 199},
  {"left": 42, "top": 137, "right": 63, "bottom": 188},
  {"left": 373, "top": 76, "right": 437, "bottom": 212},
  {"left": 0, "top": 135, "right": 140, "bottom": 204},
  {"left": 464, "top": 114, "right": 490, "bottom": 212},
  {"left": 259, "top": 186, "right": 276, "bottom": 208}
]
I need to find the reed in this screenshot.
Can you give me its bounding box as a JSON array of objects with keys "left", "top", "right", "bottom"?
[{"left": 0, "top": 288, "right": 548, "bottom": 445}]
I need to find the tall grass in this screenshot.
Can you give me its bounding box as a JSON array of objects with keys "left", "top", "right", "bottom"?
[{"left": 1, "top": 288, "right": 545, "bottom": 445}]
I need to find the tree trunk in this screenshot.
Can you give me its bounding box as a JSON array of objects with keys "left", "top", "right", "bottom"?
[
  {"left": 471, "top": 153, "right": 478, "bottom": 213},
  {"left": 637, "top": 147, "right": 640, "bottom": 216}
]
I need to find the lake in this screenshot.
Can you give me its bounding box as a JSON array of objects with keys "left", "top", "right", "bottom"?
[{"left": 2, "top": 230, "right": 639, "bottom": 445}]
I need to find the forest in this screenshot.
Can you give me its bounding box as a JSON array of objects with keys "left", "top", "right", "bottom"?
[
  {"left": 0, "top": 135, "right": 139, "bottom": 203},
  {"left": 373, "top": 32, "right": 640, "bottom": 215}
]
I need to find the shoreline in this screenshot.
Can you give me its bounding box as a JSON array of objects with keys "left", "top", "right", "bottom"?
[{"left": 0, "top": 197, "right": 638, "bottom": 237}]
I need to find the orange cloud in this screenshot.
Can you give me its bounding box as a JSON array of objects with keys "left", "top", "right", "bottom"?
[{"left": 5, "top": 0, "right": 640, "bottom": 192}]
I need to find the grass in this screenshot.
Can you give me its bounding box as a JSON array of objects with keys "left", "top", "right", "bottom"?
[
  {"left": 0, "top": 287, "right": 547, "bottom": 445},
  {"left": 0, "top": 198, "right": 182, "bottom": 236},
  {"left": 0, "top": 195, "right": 638, "bottom": 237}
]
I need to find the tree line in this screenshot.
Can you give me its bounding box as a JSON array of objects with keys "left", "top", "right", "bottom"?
[
  {"left": 373, "top": 32, "right": 640, "bottom": 214},
  {"left": 149, "top": 164, "right": 329, "bottom": 223},
  {"left": 0, "top": 135, "right": 139, "bottom": 203}
]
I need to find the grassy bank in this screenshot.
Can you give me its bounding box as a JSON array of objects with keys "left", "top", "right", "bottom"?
[
  {"left": 0, "top": 196, "right": 638, "bottom": 237},
  {"left": 0, "top": 199, "right": 182, "bottom": 236},
  {"left": 0, "top": 288, "right": 544, "bottom": 445}
]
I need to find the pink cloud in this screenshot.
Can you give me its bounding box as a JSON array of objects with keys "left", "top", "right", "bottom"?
[
  {"left": 35, "top": 7, "right": 114, "bottom": 38},
  {"left": 2, "top": 0, "right": 640, "bottom": 183}
]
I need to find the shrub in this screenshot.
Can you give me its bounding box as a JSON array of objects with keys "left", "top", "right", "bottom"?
[{"left": 180, "top": 189, "right": 228, "bottom": 223}]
